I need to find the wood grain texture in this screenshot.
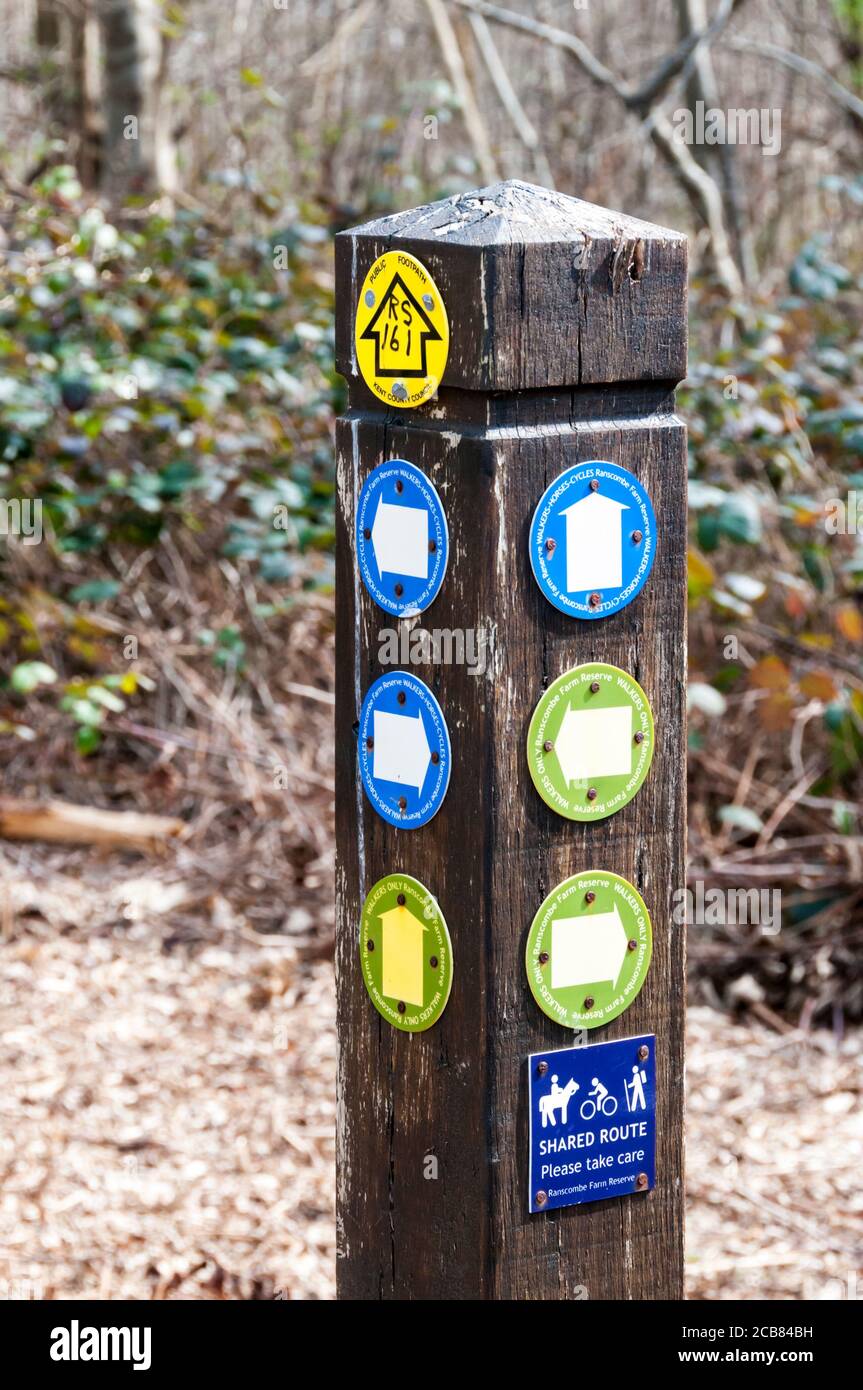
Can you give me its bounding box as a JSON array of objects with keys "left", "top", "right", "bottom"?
[
  {"left": 335, "top": 180, "right": 688, "bottom": 390},
  {"left": 336, "top": 182, "right": 687, "bottom": 1300}
]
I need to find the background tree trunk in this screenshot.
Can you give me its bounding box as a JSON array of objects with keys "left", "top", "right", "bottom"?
[{"left": 98, "top": 0, "right": 175, "bottom": 201}]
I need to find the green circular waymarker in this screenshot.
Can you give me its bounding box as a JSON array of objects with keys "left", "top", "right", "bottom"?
[
  {"left": 526, "top": 871, "right": 652, "bottom": 1030},
  {"left": 527, "top": 662, "right": 654, "bottom": 821},
  {"left": 360, "top": 873, "right": 453, "bottom": 1033}
]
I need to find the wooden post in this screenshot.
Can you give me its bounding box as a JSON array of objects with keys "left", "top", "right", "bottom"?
[{"left": 335, "top": 181, "right": 688, "bottom": 1300}]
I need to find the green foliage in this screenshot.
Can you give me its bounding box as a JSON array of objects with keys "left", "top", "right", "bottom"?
[
  {"left": 683, "top": 229, "right": 863, "bottom": 814},
  {"left": 0, "top": 170, "right": 337, "bottom": 575},
  {"left": 1, "top": 170, "right": 337, "bottom": 747}
]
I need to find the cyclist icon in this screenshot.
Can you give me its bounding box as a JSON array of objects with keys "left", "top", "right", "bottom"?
[{"left": 579, "top": 1076, "right": 618, "bottom": 1120}]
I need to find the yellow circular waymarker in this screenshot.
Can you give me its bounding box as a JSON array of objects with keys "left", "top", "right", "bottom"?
[{"left": 355, "top": 251, "right": 449, "bottom": 409}]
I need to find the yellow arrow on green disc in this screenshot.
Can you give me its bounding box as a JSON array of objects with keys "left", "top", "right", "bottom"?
[{"left": 360, "top": 873, "right": 453, "bottom": 1032}]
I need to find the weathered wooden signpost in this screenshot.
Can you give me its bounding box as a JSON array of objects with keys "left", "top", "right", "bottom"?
[{"left": 335, "top": 181, "right": 687, "bottom": 1300}]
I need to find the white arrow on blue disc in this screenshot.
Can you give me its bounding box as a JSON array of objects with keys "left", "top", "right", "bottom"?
[
  {"left": 356, "top": 459, "right": 449, "bottom": 616},
  {"left": 529, "top": 460, "right": 656, "bottom": 620},
  {"left": 359, "top": 672, "right": 451, "bottom": 829}
]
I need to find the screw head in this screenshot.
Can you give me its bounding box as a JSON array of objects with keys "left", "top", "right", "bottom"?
[
  {"left": 636, "top": 1172, "right": 649, "bottom": 1191},
  {"left": 394, "top": 582, "right": 404, "bottom": 597},
  {"left": 397, "top": 1001, "right": 406, "bottom": 1014},
  {"left": 628, "top": 939, "right": 638, "bottom": 952},
  {"left": 397, "top": 894, "right": 406, "bottom": 906},
  {"left": 537, "top": 1061, "right": 549, "bottom": 1076},
  {"left": 539, "top": 951, "right": 549, "bottom": 965},
  {"left": 392, "top": 383, "right": 408, "bottom": 402},
  {"left": 545, "top": 537, "right": 556, "bottom": 553},
  {"left": 397, "top": 691, "right": 406, "bottom": 705},
  {"left": 585, "top": 891, "right": 596, "bottom": 904},
  {"left": 586, "top": 787, "right": 597, "bottom": 801},
  {"left": 363, "top": 527, "right": 371, "bottom": 540},
  {"left": 430, "top": 955, "right": 438, "bottom": 969},
  {"left": 588, "top": 592, "right": 601, "bottom": 608},
  {"left": 632, "top": 530, "right": 643, "bottom": 544},
  {"left": 422, "top": 293, "right": 434, "bottom": 311},
  {"left": 429, "top": 539, "right": 437, "bottom": 554},
  {"left": 589, "top": 479, "right": 599, "bottom": 492},
  {"left": 543, "top": 739, "right": 554, "bottom": 753},
  {"left": 395, "top": 479, "right": 404, "bottom": 494},
  {"left": 398, "top": 797, "right": 407, "bottom": 811},
  {"left": 634, "top": 730, "right": 645, "bottom": 744},
  {"left": 366, "top": 736, "right": 374, "bottom": 750},
  {"left": 535, "top": 1190, "right": 548, "bottom": 1208},
  {"left": 638, "top": 1044, "right": 649, "bottom": 1061},
  {"left": 590, "top": 681, "right": 600, "bottom": 693},
  {"left": 364, "top": 290, "right": 375, "bottom": 307},
  {"left": 366, "top": 939, "right": 374, "bottom": 951},
  {"left": 431, "top": 751, "right": 440, "bottom": 765},
  {"left": 583, "top": 996, "right": 595, "bottom": 1010}
]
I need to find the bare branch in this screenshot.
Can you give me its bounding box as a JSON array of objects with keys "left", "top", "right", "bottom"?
[
  {"left": 446, "top": 0, "right": 746, "bottom": 297},
  {"left": 425, "top": 0, "right": 499, "bottom": 185},
  {"left": 724, "top": 35, "right": 863, "bottom": 124},
  {"left": 466, "top": 10, "right": 555, "bottom": 188},
  {"left": 448, "top": 0, "right": 749, "bottom": 114}
]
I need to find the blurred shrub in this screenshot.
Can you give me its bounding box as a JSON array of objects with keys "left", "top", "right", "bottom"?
[{"left": 1, "top": 168, "right": 338, "bottom": 748}]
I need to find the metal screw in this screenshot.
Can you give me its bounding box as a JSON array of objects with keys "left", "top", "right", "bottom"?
[
  {"left": 364, "top": 290, "right": 375, "bottom": 307},
  {"left": 398, "top": 797, "right": 407, "bottom": 811},
  {"left": 363, "top": 527, "right": 371, "bottom": 540},
  {"left": 398, "top": 1001, "right": 406, "bottom": 1014},
  {"left": 535, "top": 1190, "right": 548, "bottom": 1208},
  {"left": 585, "top": 891, "right": 596, "bottom": 904},
  {"left": 394, "top": 583, "right": 404, "bottom": 597},
  {"left": 543, "top": 740, "right": 554, "bottom": 753},
  {"left": 588, "top": 593, "right": 601, "bottom": 608},
  {"left": 632, "top": 530, "right": 643, "bottom": 544},
  {"left": 590, "top": 681, "right": 600, "bottom": 693},
  {"left": 430, "top": 955, "right": 438, "bottom": 968},
  {"left": 545, "top": 538, "right": 556, "bottom": 553},
  {"left": 395, "top": 479, "right": 404, "bottom": 494},
  {"left": 539, "top": 952, "right": 549, "bottom": 965},
  {"left": 586, "top": 787, "right": 597, "bottom": 801},
  {"left": 366, "top": 736, "right": 374, "bottom": 750},
  {"left": 429, "top": 540, "right": 437, "bottom": 554},
  {"left": 584, "top": 996, "right": 595, "bottom": 1009},
  {"left": 589, "top": 479, "right": 599, "bottom": 492},
  {"left": 537, "top": 1061, "right": 549, "bottom": 1077},
  {"left": 392, "top": 383, "right": 408, "bottom": 402},
  {"left": 638, "top": 1044, "right": 649, "bottom": 1061},
  {"left": 397, "top": 894, "right": 406, "bottom": 906},
  {"left": 636, "top": 1173, "right": 648, "bottom": 1191},
  {"left": 397, "top": 691, "right": 406, "bottom": 705},
  {"left": 634, "top": 730, "right": 645, "bottom": 744},
  {"left": 422, "top": 293, "right": 434, "bottom": 311},
  {"left": 366, "top": 939, "right": 374, "bottom": 951},
  {"left": 628, "top": 939, "right": 638, "bottom": 952},
  {"left": 431, "top": 751, "right": 440, "bottom": 765}
]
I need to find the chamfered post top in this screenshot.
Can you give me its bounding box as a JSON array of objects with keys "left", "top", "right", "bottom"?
[{"left": 335, "top": 179, "right": 688, "bottom": 395}]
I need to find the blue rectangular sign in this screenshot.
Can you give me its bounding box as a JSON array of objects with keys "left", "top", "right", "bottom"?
[{"left": 528, "top": 1033, "right": 656, "bottom": 1213}]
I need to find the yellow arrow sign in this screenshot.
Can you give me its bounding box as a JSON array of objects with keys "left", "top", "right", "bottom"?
[
  {"left": 355, "top": 251, "right": 449, "bottom": 409},
  {"left": 379, "top": 903, "right": 428, "bottom": 1007}
]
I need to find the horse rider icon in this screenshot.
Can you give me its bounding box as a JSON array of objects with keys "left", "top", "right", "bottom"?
[{"left": 539, "top": 1074, "right": 579, "bottom": 1128}]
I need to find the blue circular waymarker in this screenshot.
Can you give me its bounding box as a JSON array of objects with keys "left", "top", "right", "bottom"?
[
  {"left": 359, "top": 672, "right": 451, "bottom": 829},
  {"left": 356, "top": 460, "right": 448, "bottom": 617},
  {"left": 529, "top": 461, "right": 656, "bottom": 620}
]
